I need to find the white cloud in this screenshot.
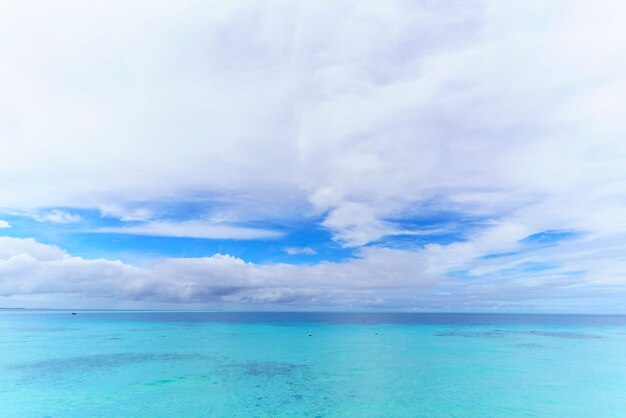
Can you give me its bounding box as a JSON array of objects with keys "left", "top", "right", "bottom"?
[
  {"left": 0, "top": 220, "right": 10, "bottom": 228},
  {"left": 1, "top": 235, "right": 625, "bottom": 311},
  {"left": 98, "top": 204, "right": 154, "bottom": 222},
  {"left": 284, "top": 247, "right": 317, "bottom": 256},
  {"left": 31, "top": 210, "right": 81, "bottom": 224},
  {"left": 1, "top": 0, "right": 623, "bottom": 246},
  {"left": 0, "top": 237, "right": 436, "bottom": 307},
  {"left": 94, "top": 220, "right": 282, "bottom": 240}
]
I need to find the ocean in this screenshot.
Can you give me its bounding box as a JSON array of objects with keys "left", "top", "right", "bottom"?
[{"left": 1, "top": 311, "right": 626, "bottom": 417}]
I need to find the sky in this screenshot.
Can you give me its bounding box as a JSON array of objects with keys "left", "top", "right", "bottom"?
[{"left": 1, "top": 0, "right": 626, "bottom": 311}]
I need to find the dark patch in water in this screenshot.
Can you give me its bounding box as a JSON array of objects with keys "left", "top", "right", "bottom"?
[
  {"left": 225, "top": 361, "right": 309, "bottom": 377},
  {"left": 509, "top": 330, "right": 601, "bottom": 339},
  {"left": 9, "top": 352, "right": 204, "bottom": 375},
  {"left": 437, "top": 330, "right": 601, "bottom": 339},
  {"left": 515, "top": 343, "right": 543, "bottom": 349},
  {"left": 244, "top": 362, "right": 305, "bottom": 377},
  {"left": 436, "top": 331, "right": 507, "bottom": 339},
  {"left": 145, "top": 376, "right": 185, "bottom": 386},
  {"left": 146, "top": 379, "right": 175, "bottom": 386}
]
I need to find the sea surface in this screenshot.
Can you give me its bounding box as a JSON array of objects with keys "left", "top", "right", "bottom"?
[{"left": 2, "top": 311, "right": 626, "bottom": 417}]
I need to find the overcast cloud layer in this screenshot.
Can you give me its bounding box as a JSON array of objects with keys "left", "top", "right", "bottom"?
[{"left": 1, "top": 0, "right": 626, "bottom": 311}]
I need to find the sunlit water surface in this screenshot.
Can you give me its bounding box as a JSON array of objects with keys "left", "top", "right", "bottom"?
[{"left": 2, "top": 311, "right": 626, "bottom": 417}]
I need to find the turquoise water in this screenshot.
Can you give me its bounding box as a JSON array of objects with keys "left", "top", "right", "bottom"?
[{"left": 2, "top": 311, "right": 626, "bottom": 417}]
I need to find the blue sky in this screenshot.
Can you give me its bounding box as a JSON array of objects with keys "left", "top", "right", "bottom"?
[{"left": 1, "top": 0, "right": 626, "bottom": 311}]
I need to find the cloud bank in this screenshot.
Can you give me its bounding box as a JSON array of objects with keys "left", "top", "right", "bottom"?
[
  {"left": 1, "top": 0, "right": 626, "bottom": 309},
  {"left": 1, "top": 232, "right": 625, "bottom": 311}
]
